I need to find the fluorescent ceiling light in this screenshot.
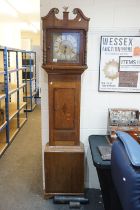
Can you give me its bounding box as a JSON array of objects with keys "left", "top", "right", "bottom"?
[
  {"left": 0, "top": 0, "right": 18, "bottom": 17},
  {"left": 19, "top": 22, "right": 39, "bottom": 33},
  {"left": 7, "top": 0, "right": 40, "bottom": 14},
  {"left": 0, "top": 0, "right": 40, "bottom": 32}
]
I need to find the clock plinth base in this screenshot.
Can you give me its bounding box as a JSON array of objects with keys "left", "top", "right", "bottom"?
[
  {"left": 44, "top": 192, "right": 84, "bottom": 200},
  {"left": 44, "top": 143, "right": 84, "bottom": 197}
]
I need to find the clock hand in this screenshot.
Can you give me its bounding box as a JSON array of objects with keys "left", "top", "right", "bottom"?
[{"left": 64, "top": 45, "right": 67, "bottom": 54}]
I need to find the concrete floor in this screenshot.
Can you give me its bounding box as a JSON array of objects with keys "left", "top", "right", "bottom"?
[{"left": 0, "top": 105, "right": 104, "bottom": 210}]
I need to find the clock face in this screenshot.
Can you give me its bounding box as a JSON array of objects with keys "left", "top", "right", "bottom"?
[{"left": 52, "top": 32, "right": 80, "bottom": 63}]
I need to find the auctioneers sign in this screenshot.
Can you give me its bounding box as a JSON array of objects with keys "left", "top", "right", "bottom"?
[{"left": 99, "top": 36, "right": 140, "bottom": 92}]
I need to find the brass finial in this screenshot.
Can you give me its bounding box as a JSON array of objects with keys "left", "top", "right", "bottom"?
[{"left": 63, "top": 6, "right": 68, "bottom": 12}]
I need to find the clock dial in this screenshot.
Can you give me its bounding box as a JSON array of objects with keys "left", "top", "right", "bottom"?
[{"left": 52, "top": 32, "right": 80, "bottom": 63}]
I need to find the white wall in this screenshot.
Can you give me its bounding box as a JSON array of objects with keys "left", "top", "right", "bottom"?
[{"left": 40, "top": 0, "right": 140, "bottom": 189}]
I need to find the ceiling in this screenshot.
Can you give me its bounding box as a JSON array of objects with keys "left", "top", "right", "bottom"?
[{"left": 0, "top": 0, "right": 40, "bottom": 32}]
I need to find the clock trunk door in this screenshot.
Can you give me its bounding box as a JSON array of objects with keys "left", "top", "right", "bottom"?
[
  {"left": 49, "top": 74, "right": 80, "bottom": 146},
  {"left": 54, "top": 88, "right": 75, "bottom": 129}
]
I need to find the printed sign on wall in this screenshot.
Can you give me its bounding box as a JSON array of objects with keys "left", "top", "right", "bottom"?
[{"left": 99, "top": 36, "right": 140, "bottom": 92}]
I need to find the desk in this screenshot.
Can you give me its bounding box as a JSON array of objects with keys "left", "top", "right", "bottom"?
[{"left": 89, "top": 135, "right": 122, "bottom": 210}]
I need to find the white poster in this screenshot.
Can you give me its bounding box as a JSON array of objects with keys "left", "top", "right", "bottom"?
[{"left": 99, "top": 36, "right": 140, "bottom": 92}]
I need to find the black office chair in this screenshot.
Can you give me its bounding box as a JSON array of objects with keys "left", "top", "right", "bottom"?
[{"left": 111, "top": 131, "right": 140, "bottom": 210}]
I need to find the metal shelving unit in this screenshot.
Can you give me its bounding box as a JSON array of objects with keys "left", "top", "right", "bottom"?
[
  {"left": 0, "top": 46, "right": 27, "bottom": 156},
  {"left": 0, "top": 46, "right": 8, "bottom": 154},
  {"left": 22, "top": 51, "right": 37, "bottom": 112}
]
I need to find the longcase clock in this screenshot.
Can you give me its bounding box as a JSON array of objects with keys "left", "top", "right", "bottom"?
[{"left": 42, "top": 7, "right": 90, "bottom": 198}]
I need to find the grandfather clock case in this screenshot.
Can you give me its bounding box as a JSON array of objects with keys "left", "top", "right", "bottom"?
[{"left": 42, "top": 8, "right": 89, "bottom": 198}]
